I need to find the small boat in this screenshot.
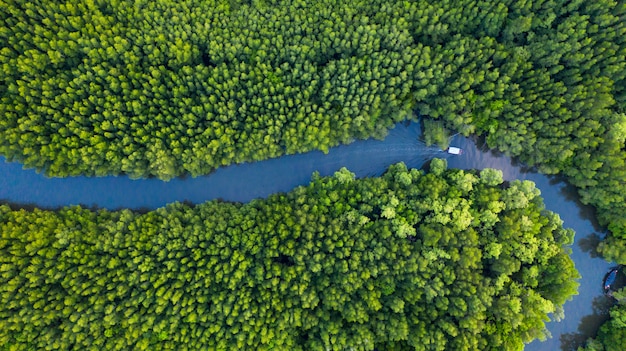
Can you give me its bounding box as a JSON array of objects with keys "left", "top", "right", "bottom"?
[
  {"left": 447, "top": 147, "right": 463, "bottom": 155},
  {"left": 604, "top": 267, "right": 620, "bottom": 293}
]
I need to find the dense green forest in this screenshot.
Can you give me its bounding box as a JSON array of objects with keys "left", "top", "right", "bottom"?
[
  {"left": 0, "top": 163, "right": 578, "bottom": 350},
  {"left": 2, "top": 0, "right": 626, "bottom": 262},
  {"left": 578, "top": 288, "right": 626, "bottom": 351}
]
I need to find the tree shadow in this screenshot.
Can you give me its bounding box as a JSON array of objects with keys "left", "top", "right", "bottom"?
[
  {"left": 559, "top": 295, "right": 615, "bottom": 350},
  {"left": 472, "top": 135, "right": 537, "bottom": 173},
  {"left": 577, "top": 233, "right": 603, "bottom": 258},
  {"left": 0, "top": 199, "right": 63, "bottom": 212},
  {"left": 0, "top": 199, "right": 160, "bottom": 214},
  {"left": 556, "top": 179, "right": 603, "bottom": 232}
]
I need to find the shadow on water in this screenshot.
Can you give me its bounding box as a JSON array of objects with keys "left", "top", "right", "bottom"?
[
  {"left": 578, "top": 233, "right": 604, "bottom": 259},
  {"left": 557, "top": 181, "right": 603, "bottom": 232},
  {"left": 560, "top": 267, "right": 625, "bottom": 351},
  {"left": 0, "top": 199, "right": 158, "bottom": 214},
  {"left": 0, "top": 200, "right": 54, "bottom": 212},
  {"left": 472, "top": 134, "right": 537, "bottom": 173},
  {"left": 559, "top": 295, "right": 614, "bottom": 351}
]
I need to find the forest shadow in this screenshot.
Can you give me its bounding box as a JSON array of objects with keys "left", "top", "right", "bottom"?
[
  {"left": 557, "top": 180, "right": 602, "bottom": 232},
  {"left": 472, "top": 135, "right": 537, "bottom": 173},
  {"left": 0, "top": 199, "right": 161, "bottom": 214},
  {"left": 1, "top": 199, "right": 63, "bottom": 212},
  {"left": 559, "top": 295, "right": 614, "bottom": 350},
  {"left": 577, "top": 233, "right": 603, "bottom": 258}
]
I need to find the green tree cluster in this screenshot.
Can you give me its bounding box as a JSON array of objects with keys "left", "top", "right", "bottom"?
[{"left": 0, "top": 163, "right": 579, "bottom": 350}]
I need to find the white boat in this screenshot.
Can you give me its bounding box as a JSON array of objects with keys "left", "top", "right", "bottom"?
[{"left": 447, "top": 147, "right": 463, "bottom": 155}]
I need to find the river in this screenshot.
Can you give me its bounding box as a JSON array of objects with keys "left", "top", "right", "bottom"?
[{"left": 0, "top": 121, "right": 614, "bottom": 350}]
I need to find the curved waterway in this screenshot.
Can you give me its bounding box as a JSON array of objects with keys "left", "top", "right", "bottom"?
[{"left": 0, "top": 122, "right": 614, "bottom": 350}]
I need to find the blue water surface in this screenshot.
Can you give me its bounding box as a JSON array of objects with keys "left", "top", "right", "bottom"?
[{"left": 1, "top": 122, "right": 443, "bottom": 209}]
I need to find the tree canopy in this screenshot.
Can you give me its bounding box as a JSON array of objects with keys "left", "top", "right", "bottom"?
[
  {"left": 0, "top": 0, "right": 424, "bottom": 179},
  {"left": 0, "top": 163, "right": 579, "bottom": 350},
  {"left": 2, "top": 0, "right": 626, "bottom": 261}
]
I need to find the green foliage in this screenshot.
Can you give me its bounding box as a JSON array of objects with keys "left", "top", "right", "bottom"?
[
  {"left": 480, "top": 168, "right": 504, "bottom": 187},
  {"left": 422, "top": 119, "right": 450, "bottom": 150},
  {"left": 0, "top": 163, "right": 579, "bottom": 350},
  {"left": 2, "top": 0, "right": 626, "bottom": 262},
  {"left": 429, "top": 158, "right": 447, "bottom": 176},
  {"left": 4, "top": 0, "right": 626, "bottom": 344},
  {"left": 0, "top": 0, "right": 420, "bottom": 179}
]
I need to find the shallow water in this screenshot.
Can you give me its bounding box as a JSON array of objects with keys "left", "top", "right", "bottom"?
[{"left": 0, "top": 122, "right": 614, "bottom": 350}]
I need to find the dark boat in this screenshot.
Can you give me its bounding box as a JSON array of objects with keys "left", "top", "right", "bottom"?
[{"left": 603, "top": 267, "right": 620, "bottom": 293}]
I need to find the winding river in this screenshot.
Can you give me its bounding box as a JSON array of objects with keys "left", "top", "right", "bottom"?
[{"left": 0, "top": 122, "right": 614, "bottom": 350}]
